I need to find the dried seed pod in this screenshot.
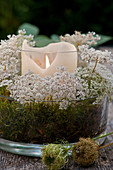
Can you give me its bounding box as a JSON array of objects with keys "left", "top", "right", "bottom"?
[
  {"left": 41, "top": 144, "right": 68, "bottom": 170},
  {"left": 72, "top": 138, "right": 99, "bottom": 166}
]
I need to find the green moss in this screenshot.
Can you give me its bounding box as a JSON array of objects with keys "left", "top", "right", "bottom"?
[
  {"left": 0, "top": 86, "right": 9, "bottom": 96},
  {"left": 0, "top": 97, "right": 105, "bottom": 144}
]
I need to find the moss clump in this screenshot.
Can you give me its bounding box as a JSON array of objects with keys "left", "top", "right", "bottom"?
[
  {"left": 0, "top": 97, "right": 105, "bottom": 144},
  {"left": 41, "top": 144, "right": 68, "bottom": 170},
  {"left": 72, "top": 138, "right": 99, "bottom": 166}
]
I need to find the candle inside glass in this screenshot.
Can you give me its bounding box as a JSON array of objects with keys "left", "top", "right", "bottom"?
[{"left": 21, "top": 40, "right": 78, "bottom": 77}]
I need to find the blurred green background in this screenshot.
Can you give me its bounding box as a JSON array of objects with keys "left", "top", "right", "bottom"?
[{"left": 0, "top": 0, "right": 113, "bottom": 45}]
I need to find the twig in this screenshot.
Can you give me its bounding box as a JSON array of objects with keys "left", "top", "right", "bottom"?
[
  {"left": 92, "top": 56, "right": 98, "bottom": 73},
  {"left": 98, "top": 142, "right": 113, "bottom": 150}
]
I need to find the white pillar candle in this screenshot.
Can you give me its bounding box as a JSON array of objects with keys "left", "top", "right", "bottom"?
[{"left": 21, "top": 40, "right": 77, "bottom": 77}]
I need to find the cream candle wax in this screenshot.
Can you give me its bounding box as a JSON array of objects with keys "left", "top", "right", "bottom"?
[{"left": 21, "top": 40, "right": 77, "bottom": 77}]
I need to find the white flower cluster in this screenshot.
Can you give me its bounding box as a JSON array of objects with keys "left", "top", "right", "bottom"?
[
  {"left": 7, "top": 63, "right": 113, "bottom": 109},
  {"left": 79, "top": 45, "right": 113, "bottom": 64},
  {"left": 49, "top": 66, "right": 85, "bottom": 109},
  {"left": 60, "top": 31, "right": 100, "bottom": 49},
  {"left": 75, "top": 65, "right": 113, "bottom": 102},
  {"left": 7, "top": 66, "right": 86, "bottom": 109},
  {"left": 0, "top": 29, "right": 35, "bottom": 84},
  {"left": 89, "top": 62, "right": 113, "bottom": 85},
  {"left": 1, "top": 30, "right": 113, "bottom": 110}
]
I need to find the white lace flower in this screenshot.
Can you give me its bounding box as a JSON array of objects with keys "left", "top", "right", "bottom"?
[
  {"left": 60, "top": 31, "right": 100, "bottom": 49},
  {"left": 0, "top": 29, "right": 35, "bottom": 84}
]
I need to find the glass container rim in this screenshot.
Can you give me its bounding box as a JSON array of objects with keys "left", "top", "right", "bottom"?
[
  {"left": 0, "top": 94, "right": 99, "bottom": 103},
  {"left": 20, "top": 49, "right": 77, "bottom": 54}
]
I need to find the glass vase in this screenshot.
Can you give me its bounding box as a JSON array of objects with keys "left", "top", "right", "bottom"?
[{"left": 0, "top": 96, "right": 108, "bottom": 157}]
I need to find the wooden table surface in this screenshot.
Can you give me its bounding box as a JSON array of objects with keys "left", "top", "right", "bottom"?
[{"left": 0, "top": 46, "right": 113, "bottom": 170}]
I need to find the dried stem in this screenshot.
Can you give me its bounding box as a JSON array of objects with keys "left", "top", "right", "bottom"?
[
  {"left": 98, "top": 142, "right": 113, "bottom": 150},
  {"left": 92, "top": 56, "right": 98, "bottom": 73}
]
